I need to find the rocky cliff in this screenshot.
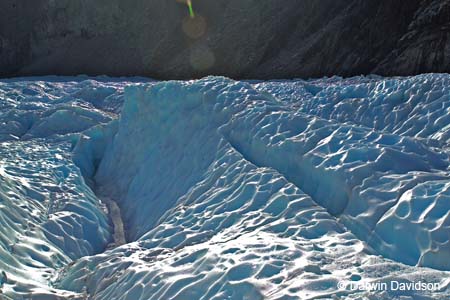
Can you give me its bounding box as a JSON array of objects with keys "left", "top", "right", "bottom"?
[{"left": 1, "top": 0, "right": 449, "bottom": 79}]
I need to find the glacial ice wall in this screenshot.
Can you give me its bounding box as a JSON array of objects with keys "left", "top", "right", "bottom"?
[
  {"left": 69, "top": 75, "right": 450, "bottom": 299},
  {"left": 77, "top": 76, "right": 450, "bottom": 270}
]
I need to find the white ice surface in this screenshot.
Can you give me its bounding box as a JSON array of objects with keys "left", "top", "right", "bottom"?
[{"left": 0, "top": 75, "right": 449, "bottom": 299}]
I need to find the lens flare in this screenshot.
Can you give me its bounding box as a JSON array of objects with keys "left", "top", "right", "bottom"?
[{"left": 187, "top": 0, "right": 195, "bottom": 18}]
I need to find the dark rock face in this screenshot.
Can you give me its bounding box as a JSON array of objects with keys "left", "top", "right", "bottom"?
[{"left": 1, "top": 0, "right": 449, "bottom": 79}]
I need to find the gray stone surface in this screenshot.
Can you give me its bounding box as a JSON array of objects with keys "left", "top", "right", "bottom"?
[{"left": 1, "top": 0, "right": 449, "bottom": 79}]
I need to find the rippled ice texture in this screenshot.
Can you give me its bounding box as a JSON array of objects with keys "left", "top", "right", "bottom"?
[{"left": 0, "top": 74, "right": 449, "bottom": 299}]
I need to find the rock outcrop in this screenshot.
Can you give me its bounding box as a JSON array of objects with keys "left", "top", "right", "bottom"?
[{"left": 1, "top": 0, "right": 449, "bottom": 79}]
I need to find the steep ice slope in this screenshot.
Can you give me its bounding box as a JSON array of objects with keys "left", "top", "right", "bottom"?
[
  {"left": 76, "top": 76, "right": 450, "bottom": 269},
  {"left": 63, "top": 140, "right": 450, "bottom": 300},
  {"left": 0, "top": 77, "right": 148, "bottom": 299},
  {"left": 223, "top": 94, "right": 449, "bottom": 269},
  {"left": 253, "top": 75, "right": 450, "bottom": 268},
  {"left": 68, "top": 75, "right": 450, "bottom": 299}
]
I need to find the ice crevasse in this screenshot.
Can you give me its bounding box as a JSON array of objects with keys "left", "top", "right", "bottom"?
[{"left": 0, "top": 77, "right": 143, "bottom": 298}]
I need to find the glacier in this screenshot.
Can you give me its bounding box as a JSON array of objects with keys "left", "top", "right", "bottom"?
[{"left": 0, "top": 74, "right": 449, "bottom": 299}]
